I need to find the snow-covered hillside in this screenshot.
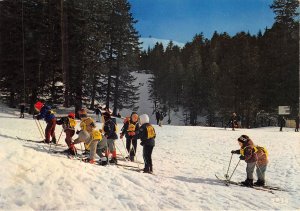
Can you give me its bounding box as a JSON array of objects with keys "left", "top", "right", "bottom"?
[
  {"left": 120, "top": 72, "right": 185, "bottom": 126},
  {"left": 140, "top": 37, "right": 185, "bottom": 51},
  {"left": 0, "top": 105, "right": 299, "bottom": 210}
]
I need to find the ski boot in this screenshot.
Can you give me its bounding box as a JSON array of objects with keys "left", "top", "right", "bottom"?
[
  {"left": 241, "top": 178, "right": 253, "bottom": 187},
  {"left": 150, "top": 165, "right": 153, "bottom": 174},
  {"left": 99, "top": 157, "right": 108, "bottom": 166},
  {"left": 254, "top": 180, "right": 265, "bottom": 186},
  {"left": 109, "top": 157, "right": 117, "bottom": 164}
]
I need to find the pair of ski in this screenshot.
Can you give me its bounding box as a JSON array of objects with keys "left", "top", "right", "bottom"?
[
  {"left": 115, "top": 162, "right": 155, "bottom": 175},
  {"left": 50, "top": 149, "right": 88, "bottom": 161},
  {"left": 16, "top": 136, "right": 64, "bottom": 146},
  {"left": 117, "top": 156, "right": 144, "bottom": 165},
  {"left": 215, "top": 174, "right": 286, "bottom": 194}
]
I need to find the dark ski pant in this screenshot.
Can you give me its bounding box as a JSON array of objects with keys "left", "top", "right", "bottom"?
[
  {"left": 45, "top": 119, "right": 56, "bottom": 143},
  {"left": 126, "top": 138, "right": 137, "bottom": 157},
  {"left": 143, "top": 145, "right": 154, "bottom": 172},
  {"left": 156, "top": 118, "right": 159, "bottom": 125}
]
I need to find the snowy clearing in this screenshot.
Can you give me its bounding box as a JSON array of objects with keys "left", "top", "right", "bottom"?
[{"left": 0, "top": 105, "right": 299, "bottom": 210}]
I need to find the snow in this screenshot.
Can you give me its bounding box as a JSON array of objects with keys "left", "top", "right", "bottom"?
[
  {"left": 121, "top": 71, "right": 186, "bottom": 126},
  {"left": 0, "top": 104, "right": 300, "bottom": 210}
]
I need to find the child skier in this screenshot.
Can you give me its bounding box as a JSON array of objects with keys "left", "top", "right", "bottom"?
[
  {"left": 56, "top": 112, "right": 77, "bottom": 155},
  {"left": 102, "top": 111, "right": 118, "bottom": 164},
  {"left": 137, "top": 114, "right": 156, "bottom": 173},
  {"left": 77, "top": 108, "right": 90, "bottom": 154},
  {"left": 19, "top": 103, "right": 25, "bottom": 118},
  {"left": 94, "top": 106, "right": 102, "bottom": 122},
  {"left": 36, "top": 104, "right": 57, "bottom": 144},
  {"left": 73, "top": 117, "right": 103, "bottom": 164},
  {"left": 120, "top": 112, "right": 140, "bottom": 161},
  {"left": 231, "top": 135, "right": 268, "bottom": 187},
  {"left": 231, "top": 135, "right": 257, "bottom": 186}
]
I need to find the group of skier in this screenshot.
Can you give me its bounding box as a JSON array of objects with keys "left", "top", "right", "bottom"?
[
  {"left": 33, "top": 101, "right": 156, "bottom": 174},
  {"left": 20, "top": 101, "right": 291, "bottom": 186}
]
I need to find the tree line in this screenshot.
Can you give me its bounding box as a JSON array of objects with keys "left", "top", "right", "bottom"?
[
  {"left": 140, "top": 0, "right": 299, "bottom": 127},
  {"left": 0, "top": 0, "right": 140, "bottom": 116}
]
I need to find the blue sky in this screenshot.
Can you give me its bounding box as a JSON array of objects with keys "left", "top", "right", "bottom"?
[{"left": 128, "top": 0, "right": 275, "bottom": 43}]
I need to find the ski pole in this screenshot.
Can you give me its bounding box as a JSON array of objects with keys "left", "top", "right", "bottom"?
[
  {"left": 130, "top": 138, "right": 140, "bottom": 170},
  {"left": 105, "top": 138, "right": 110, "bottom": 166},
  {"left": 228, "top": 159, "right": 241, "bottom": 182},
  {"left": 115, "top": 141, "right": 126, "bottom": 161},
  {"left": 34, "top": 119, "right": 44, "bottom": 140},
  {"left": 37, "top": 120, "right": 45, "bottom": 142},
  {"left": 53, "top": 128, "right": 64, "bottom": 151},
  {"left": 225, "top": 154, "right": 233, "bottom": 179},
  {"left": 121, "top": 137, "right": 130, "bottom": 160},
  {"left": 37, "top": 120, "right": 44, "bottom": 133},
  {"left": 56, "top": 128, "right": 64, "bottom": 145}
]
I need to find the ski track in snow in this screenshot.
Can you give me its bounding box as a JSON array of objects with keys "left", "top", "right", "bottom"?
[{"left": 0, "top": 105, "right": 299, "bottom": 210}]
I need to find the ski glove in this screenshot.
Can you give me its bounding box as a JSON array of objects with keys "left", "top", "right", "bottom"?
[
  {"left": 231, "top": 150, "right": 239, "bottom": 154},
  {"left": 239, "top": 155, "right": 245, "bottom": 160}
]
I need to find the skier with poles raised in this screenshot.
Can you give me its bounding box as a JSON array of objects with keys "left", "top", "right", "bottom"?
[{"left": 120, "top": 112, "right": 140, "bottom": 162}]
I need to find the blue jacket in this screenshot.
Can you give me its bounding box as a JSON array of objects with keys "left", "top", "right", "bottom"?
[{"left": 38, "top": 105, "right": 55, "bottom": 123}]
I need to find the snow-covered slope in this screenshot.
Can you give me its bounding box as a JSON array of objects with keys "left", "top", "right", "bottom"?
[
  {"left": 0, "top": 105, "right": 299, "bottom": 210},
  {"left": 120, "top": 71, "right": 185, "bottom": 126},
  {"left": 140, "top": 37, "right": 185, "bottom": 51}
]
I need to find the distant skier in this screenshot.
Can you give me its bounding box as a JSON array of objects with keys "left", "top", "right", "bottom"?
[
  {"left": 295, "top": 115, "right": 299, "bottom": 132},
  {"left": 231, "top": 135, "right": 269, "bottom": 187},
  {"left": 19, "top": 103, "right": 25, "bottom": 118},
  {"left": 94, "top": 106, "right": 101, "bottom": 122},
  {"left": 159, "top": 111, "right": 166, "bottom": 127},
  {"left": 120, "top": 112, "right": 140, "bottom": 161},
  {"left": 155, "top": 110, "right": 160, "bottom": 125},
  {"left": 137, "top": 114, "right": 156, "bottom": 173},
  {"left": 279, "top": 116, "right": 285, "bottom": 132},
  {"left": 56, "top": 112, "right": 77, "bottom": 155},
  {"left": 36, "top": 104, "right": 56, "bottom": 144},
  {"left": 226, "top": 112, "right": 237, "bottom": 131}
]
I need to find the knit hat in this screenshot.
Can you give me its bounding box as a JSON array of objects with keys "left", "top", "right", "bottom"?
[
  {"left": 139, "top": 114, "right": 149, "bottom": 125},
  {"left": 238, "top": 135, "right": 249, "bottom": 143},
  {"left": 68, "top": 112, "right": 75, "bottom": 119}
]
